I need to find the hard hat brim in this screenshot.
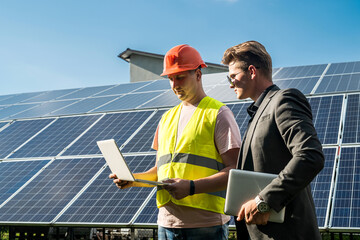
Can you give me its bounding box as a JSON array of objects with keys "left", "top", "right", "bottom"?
[{"left": 160, "top": 63, "right": 208, "bottom": 77}]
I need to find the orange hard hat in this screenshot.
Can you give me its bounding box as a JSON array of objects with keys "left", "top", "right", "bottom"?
[{"left": 161, "top": 44, "right": 208, "bottom": 76}]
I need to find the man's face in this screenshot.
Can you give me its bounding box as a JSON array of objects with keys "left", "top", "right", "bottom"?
[
  {"left": 168, "top": 69, "right": 199, "bottom": 102},
  {"left": 228, "top": 61, "right": 252, "bottom": 100}
]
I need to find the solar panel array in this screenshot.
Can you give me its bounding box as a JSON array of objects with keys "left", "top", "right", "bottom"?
[{"left": 0, "top": 60, "right": 359, "bottom": 231}]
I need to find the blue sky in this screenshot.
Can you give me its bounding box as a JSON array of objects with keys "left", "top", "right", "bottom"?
[{"left": 0, "top": 0, "right": 359, "bottom": 95}]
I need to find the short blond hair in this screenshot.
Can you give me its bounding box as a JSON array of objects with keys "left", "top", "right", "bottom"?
[{"left": 222, "top": 41, "right": 272, "bottom": 79}]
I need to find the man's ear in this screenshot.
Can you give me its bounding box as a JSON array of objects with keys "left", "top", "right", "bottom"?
[
  {"left": 248, "top": 65, "right": 257, "bottom": 80},
  {"left": 196, "top": 69, "right": 202, "bottom": 81}
]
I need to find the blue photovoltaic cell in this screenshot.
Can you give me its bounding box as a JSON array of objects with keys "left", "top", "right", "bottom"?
[
  {"left": 331, "top": 147, "right": 360, "bottom": 228},
  {"left": 308, "top": 95, "right": 343, "bottom": 145},
  {"left": 326, "top": 61, "right": 360, "bottom": 75},
  {"left": 122, "top": 110, "right": 166, "bottom": 153},
  {"left": 343, "top": 94, "right": 360, "bottom": 144},
  {"left": 0, "top": 158, "right": 105, "bottom": 223},
  {"left": 50, "top": 96, "right": 119, "bottom": 115},
  {"left": 202, "top": 72, "right": 228, "bottom": 86},
  {"left": 62, "top": 111, "right": 154, "bottom": 156},
  {"left": 310, "top": 147, "right": 337, "bottom": 228},
  {"left": 133, "top": 79, "right": 170, "bottom": 92},
  {"left": 0, "top": 103, "right": 40, "bottom": 120},
  {"left": 206, "top": 85, "right": 239, "bottom": 103},
  {"left": 56, "top": 155, "right": 156, "bottom": 224},
  {"left": 0, "top": 94, "right": 16, "bottom": 104},
  {"left": 0, "top": 119, "right": 53, "bottom": 159},
  {"left": 272, "top": 68, "right": 280, "bottom": 76},
  {"left": 95, "top": 82, "right": 145, "bottom": 96},
  {"left": 273, "top": 77, "right": 320, "bottom": 95},
  {"left": 0, "top": 122, "right": 9, "bottom": 129},
  {"left": 22, "top": 89, "right": 80, "bottom": 103},
  {"left": 93, "top": 92, "right": 165, "bottom": 112},
  {"left": 315, "top": 73, "right": 360, "bottom": 94},
  {"left": 227, "top": 102, "right": 252, "bottom": 137},
  {"left": 274, "top": 64, "right": 327, "bottom": 79},
  {"left": 140, "top": 90, "right": 181, "bottom": 109},
  {"left": 0, "top": 92, "right": 45, "bottom": 106},
  {"left": 57, "top": 85, "right": 117, "bottom": 100},
  {"left": 9, "top": 115, "right": 101, "bottom": 158},
  {"left": 133, "top": 192, "right": 157, "bottom": 224},
  {"left": 0, "top": 160, "right": 50, "bottom": 205},
  {"left": 11, "top": 100, "right": 78, "bottom": 119}
]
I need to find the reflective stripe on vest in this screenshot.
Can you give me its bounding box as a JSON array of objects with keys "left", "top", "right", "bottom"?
[{"left": 156, "top": 96, "right": 226, "bottom": 214}]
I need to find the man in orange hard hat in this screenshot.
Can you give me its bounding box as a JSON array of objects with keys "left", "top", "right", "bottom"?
[{"left": 110, "top": 44, "right": 241, "bottom": 240}]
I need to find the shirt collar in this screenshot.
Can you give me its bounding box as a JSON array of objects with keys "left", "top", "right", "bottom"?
[{"left": 247, "top": 84, "right": 276, "bottom": 118}]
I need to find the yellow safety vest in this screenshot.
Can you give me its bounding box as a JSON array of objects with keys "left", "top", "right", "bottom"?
[{"left": 157, "top": 96, "right": 226, "bottom": 214}]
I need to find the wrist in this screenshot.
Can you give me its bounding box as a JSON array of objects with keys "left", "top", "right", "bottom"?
[
  {"left": 255, "top": 195, "right": 270, "bottom": 213},
  {"left": 189, "top": 180, "right": 195, "bottom": 196}
]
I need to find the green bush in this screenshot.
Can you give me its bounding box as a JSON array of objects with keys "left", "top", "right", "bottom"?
[{"left": 0, "top": 226, "right": 9, "bottom": 240}]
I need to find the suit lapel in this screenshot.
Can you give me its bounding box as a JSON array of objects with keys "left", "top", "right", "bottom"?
[{"left": 241, "top": 86, "right": 280, "bottom": 169}]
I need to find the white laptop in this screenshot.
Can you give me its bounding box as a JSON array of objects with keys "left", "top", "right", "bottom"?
[
  {"left": 224, "top": 169, "right": 285, "bottom": 223},
  {"left": 97, "top": 139, "right": 168, "bottom": 186}
]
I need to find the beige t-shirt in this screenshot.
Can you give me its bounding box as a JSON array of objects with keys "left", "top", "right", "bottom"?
[{"left": 152, "top": 104, "right": 241, "bottom": 228}]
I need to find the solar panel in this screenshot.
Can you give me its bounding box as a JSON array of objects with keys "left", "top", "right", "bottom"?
[
  {"left": 227, "top": 102, "right": 252, "bottom": 137},
  {"left": 140, "top": 90, "right": 181, "bottom": 109},
  {"left": 0, "top": 92, "right": 45, "bottom": 106},
  {"left": 0, "top": 58, "right": 358, "bottom": 231},
  {"left": 202, "top": 72, "right": 228, "bottom": 86},
  {"left": 273, "top": 77, "right": 320, "bottom": 95},
  {"left": 62, "top": 111, "right": 154, "bottom": 156},
  {"left": 272, "top": 68, "right": 280, "bottom": 76},
  {"left": 0, "top": 158, "right": 105, "bottom": 223},
  {"left": 93, "top": 92, "right": 165, "bottom": 112},
  {"left": 94, "top": 82, "right": 145, "bottom": 96},
  {"left": 0, "top": 119, "right": 54, "bottom": 159},
  {"left": 0, "top": 160, "right": 50, "bottom": 205},
  {"left": 310, "top": 147, "right": 337, "bottom": 228},
  {"left": 133, "top": 192, "right": 157, "bottom": 224},
  {"left": 9, "top": 115, "right": 101, "bottom": 158},
  {"left": 0, "top": 94, "right": 17, "bottom": 104},
  {"left": 50, "top": 96, "right": 119, "bottom": 116},
  {"left": 330, "top": 147, "right": 360, "bottom": 228},
  {"left": 56, "top": 155, "right": 156, "bottom": 224},
  {"left": 10, "top": 100, "right": 78, "bottom": 119},
  {"left": 308, "top": 95, "right": 343, "bottom": 145},
  {"left": 122, "top": 110, "right": 166, "bottom": 153},
  {"left": 57, "top": 85, "right": 117, "bottom": 100},
  {"left": 343, "top": 94, "right": 360, "bottom": 144},
  {"left": 206, "top": 85, "right": 239, "bottom": 103},
  {"left": 274, "top": 64, "right": 327, "bottom": 79},
  {"left": 0, "top": 122, "right": 8, "bottom": 129},
  {"left": 326, "top": 61, "right": 360, "bottom": 75},
  {"left": 21, "top": 89, "right": 80, "bottom": 103},
  {"left": 133, "top": 80, "right": 170, "bottom": 92},
  {"left": 0, "top": 103, "right": 40, "bottom": 120},
  {"left": 315, "top": 74, "right": 360, "bottom": 94}
]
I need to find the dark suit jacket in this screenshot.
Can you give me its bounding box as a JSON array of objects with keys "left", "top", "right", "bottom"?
[{"left": 238, "top": 86, "right": 324, "bottom": 240}]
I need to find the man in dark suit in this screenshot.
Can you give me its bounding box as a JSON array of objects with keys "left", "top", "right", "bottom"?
[{"left": 222, "top": 41, "right": 325, "bottom": 240}]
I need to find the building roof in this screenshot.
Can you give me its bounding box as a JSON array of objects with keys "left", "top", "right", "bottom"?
[{"left": 118, "top": 48, "right": 227, "bottom": 70}]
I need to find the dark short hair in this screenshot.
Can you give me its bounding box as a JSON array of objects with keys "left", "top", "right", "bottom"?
[{"left": 222, "top": 41, "right": 272, "bottom": 79}]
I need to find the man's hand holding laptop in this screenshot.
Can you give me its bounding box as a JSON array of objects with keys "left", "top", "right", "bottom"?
[
  {"left": 109, "top": 170, "right": 158, "bottom": 189},
  {"left": 98, "top": 139, "right": 169, "bottom": 188},
  {"left": 238, "top": 198, "right": 271, "bottom": 225},
  {"left": 109, "top": 173, "right": 133, "bottom": 189}
]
